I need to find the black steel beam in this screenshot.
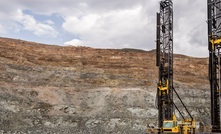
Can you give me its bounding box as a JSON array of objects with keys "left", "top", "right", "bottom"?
[
  {"left": 156, "top": 12, "right": 160, "bottom": 67},
  {"left": 208, "top": 0, "right": 212, "bottom": 51},
  {"left": 171, "top": 98, "right": 184, "bottom": 120},
  {"left": 173, "top": 87, "right": 193, "bottom": 120}
]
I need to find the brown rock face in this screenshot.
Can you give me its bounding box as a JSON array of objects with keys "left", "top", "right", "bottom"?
[{"left": 0, "top": 37, "right": 209, "bottom": 133}]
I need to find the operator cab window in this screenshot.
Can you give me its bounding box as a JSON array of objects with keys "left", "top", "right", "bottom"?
[{"left": 163, "top": 121, "right": 174, "bottom": 128}]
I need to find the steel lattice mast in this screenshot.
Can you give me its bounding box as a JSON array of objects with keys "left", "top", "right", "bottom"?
[
  {"left": 208, "top": 0, "right": 221, "bottom": 132},
  {"left": 156, "top": 0, "right": 173, "bottom": 129}
]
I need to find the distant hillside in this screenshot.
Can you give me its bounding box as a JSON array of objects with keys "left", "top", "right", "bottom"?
[{"left": 0, "top": 37, "right": 210, "bottom": 133}]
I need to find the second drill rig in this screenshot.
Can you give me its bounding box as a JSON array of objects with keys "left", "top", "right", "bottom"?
[{"left": 208, "top": 0, "right": 221, "bottom": 132}]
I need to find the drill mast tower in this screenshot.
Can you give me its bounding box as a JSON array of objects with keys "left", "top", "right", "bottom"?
[
  {"left": 156, "top": 0, "right": 173, "bottom": 128},
  {"left": 208, "top": 0, "right": 221, "bottom": 132}
]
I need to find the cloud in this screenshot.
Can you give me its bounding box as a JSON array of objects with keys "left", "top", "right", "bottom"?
[
  {"left": 0, "top": 23, "right": 5, "bottom": 33},
  {"left": 173, "top": 0, "right": 207, "bottom": 57},
  {"left": 64, "top": 39, "right": 85, "bottom": 46},
  {"left": 13, "top": 9, "right": 58, "bottom": 37},
  {"left": 45, "top": 20, "right": 55, "bottom": 25},
  {"left": 62, "top": 5, "right": 151, "bottom": 49}
]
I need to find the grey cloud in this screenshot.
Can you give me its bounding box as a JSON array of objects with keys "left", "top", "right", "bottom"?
[
  {"left": 172, "top": 0, "right": 207, "bottom": 56},
  {"left": 86, "top": 0, "right": 143, "bottom": 12}
]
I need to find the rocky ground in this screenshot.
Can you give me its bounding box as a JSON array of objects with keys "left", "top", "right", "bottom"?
[{"left": 0, "top": 37, "right": 210, "bottom": 133}]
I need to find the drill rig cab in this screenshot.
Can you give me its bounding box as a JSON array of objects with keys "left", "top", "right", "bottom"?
[
  {"left": 162, "top": 118, "right": 196, "bottom": 134},
  {"left": 162, "top": 115, "right": 179, "bottom": 133}
]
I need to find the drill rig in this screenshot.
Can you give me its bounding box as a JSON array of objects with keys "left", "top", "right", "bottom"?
[
  {"left": 207, "top": 0, "right": 221, "bottom": 132},
  {"left": 155, "top": 0, "right": 196, "bottom": 133},
  {"left": 156, "top": 0, "right": 174, "bottom": 131}
]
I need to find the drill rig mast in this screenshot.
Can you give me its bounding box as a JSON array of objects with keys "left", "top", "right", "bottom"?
[
  {"left": 153, "top": 0, "right": 196, "bottom": 133},
  {"left": 156, "top": 0, "right": 173, "bottom": 129},
  {"left": 208, "top": 0, "right": 221, "bottom": 132}
]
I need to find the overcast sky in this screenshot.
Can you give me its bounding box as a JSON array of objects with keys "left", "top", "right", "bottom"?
[{"left": 0, "top": 0, "right": 207, "bottom": 57}]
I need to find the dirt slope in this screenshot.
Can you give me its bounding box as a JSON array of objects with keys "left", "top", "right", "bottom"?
[{"left": 0, "top": 37, "right": 209, "bottom": 133}]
